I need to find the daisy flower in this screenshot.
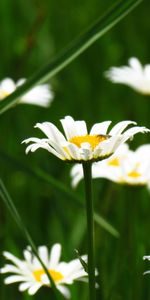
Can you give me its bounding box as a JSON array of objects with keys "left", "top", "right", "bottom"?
[
  {"left": 0, "top": 243, "right": 87, "bottom": 298},
  {"left": 105, "top": 57, "right": 150, "bottom": 95},
  {"left": 22, "top": 116, "right": 149, "bottom": 163},
  {"left": 70, "top": 144, "right": 150, "bottom": 187},
  {"left": 0, "top": 77, "right": 53, "bottom": 107},
  {"left": 143, "top": 255, "right": 150, "bottom": 275}
]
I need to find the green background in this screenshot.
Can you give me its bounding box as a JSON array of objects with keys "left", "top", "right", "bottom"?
[{"left": 0, "top": 0, "right": 150, "bottom": 299}]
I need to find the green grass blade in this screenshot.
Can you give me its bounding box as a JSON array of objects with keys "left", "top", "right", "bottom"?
[
  {"left": 0, "top": 0, "right": 142, "bottom": 114},
  {"left": 0, "top": 178, "right": 65, "bottom": 300},
  {"left": 94, "top": 212, "right": 120, "bottom": 238},
  {"left": 0, "top": 150, "right": 119, "bottom": 237}
]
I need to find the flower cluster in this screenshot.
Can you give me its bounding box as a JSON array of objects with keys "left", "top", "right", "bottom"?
[
  {"left": 0, "top": 243, "right": 87, "bottom": 298},
  {"left": 0, "top": 77, "right": 53, "bottom": 107},
  {"left": 22, "top": 116, "right": 149, "bottom": 163},
  {"left": 71, "top": 143, "right": 150, "bottom": 188}
]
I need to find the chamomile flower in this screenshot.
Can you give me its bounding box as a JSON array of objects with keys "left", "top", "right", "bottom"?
[
  {"left": 22, "top": 116, "right": 149, "bottom": 163},
  {"left": 0, "top": 244, "right": 87, "bottom": 298},
  {"left": 0, "top": 77, "right": 53, "bottom": 107},
  {"left": 105, "top": 57, "right": 150, "bottom": 95},
  {"left": 71, "top": 144, "right": 150, "bottom": 187},
  {"left": 143, "top": 255, "right": 150, "bottom": 275}
]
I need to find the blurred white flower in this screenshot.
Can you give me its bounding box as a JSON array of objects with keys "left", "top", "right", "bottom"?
[
  {"left": 0, "top": 244, "right": 87, "bottom": 298},
  {"left": 71, "top": 144, "right": 150, "bottom": 187},
  {"left": 143, "top": 255, "right": 150, "bottom": 275},
  {"left": 0, "top": 77, "right": 53, "bottom": 107},
  {"left": 105, "top": 57, "right": 150, "bottom": 94},
  {"left": 22, "top": 116, "right": 149, "bottom": 163}
]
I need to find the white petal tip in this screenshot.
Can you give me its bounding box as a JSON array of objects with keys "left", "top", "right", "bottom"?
[{"left": 143, "top": 256, "right": 150, "bottom": 260}]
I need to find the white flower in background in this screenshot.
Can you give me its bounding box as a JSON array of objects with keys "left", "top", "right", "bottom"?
[
  {"left": 0, "top": 244, "right": 87, "bottom": 298},
  {"left": 22, "top": 116, "right": 149, "bottom": 163},
  {"left": 71, "top": 144, "right": 129, "bottom": 187},
  {"left": 105, "top": 57, "right": 150, "bottom": 95},
  {"left": 71, "top": 144, "right": 150, "bottom": 187},
  {"left": 143, "top": 255, "right": 150, "bottom": 275},
  {"left": 0, "top": 77, "right": 53, "bottom": 107}
]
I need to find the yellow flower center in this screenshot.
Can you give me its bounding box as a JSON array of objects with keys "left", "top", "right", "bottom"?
[
  {"left": 127, "top": 170, "right": 141, "bottom": 178},
  {"left": 0, "top": 90, "right": 10, "bottom": 100},
  {"left": 108, "top": 157, "right": 120, "bottom": 167},
  {"left": 33, "top": 269, "right": 64, "bottom": 283},
  {"left": 69, "top": 135, "right": 108, "bottom": 150}
]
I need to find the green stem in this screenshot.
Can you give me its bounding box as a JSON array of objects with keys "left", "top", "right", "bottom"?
[{"left": 82, "top": 163, "right": 95, "bottom": 300}]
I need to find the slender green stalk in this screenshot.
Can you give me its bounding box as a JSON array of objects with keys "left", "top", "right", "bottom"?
[
  {"left": 0, "top": 0, "right": 142, "bottom": 114},
  {"left": 0, "top": 178, "right": 64, "bottom": 300},
  {"left": 82, "top": 163, "right": 95, "bottom": 300}
]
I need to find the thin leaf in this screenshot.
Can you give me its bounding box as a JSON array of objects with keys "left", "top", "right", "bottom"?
[
  {"left": 94, "top": 213, "right": 119, "bottom": 238},
  {"left": 0, "top": 179, "right": 64, "bottom": 300},
  {"left": 0, "top": 0, "right": 142, "bottom": 114}
]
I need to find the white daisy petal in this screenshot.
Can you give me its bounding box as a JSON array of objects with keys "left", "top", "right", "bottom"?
[
  {"left": 18, "top": 281, "right": 34, "bottom": 292},
  {"left": 22, "top": 137, "right": 47, "bottom": 144},
  {"left": 90, "top": 121, "right": 111, "bottom": 135},
  {"left": 74, "top": 120, "right": 88, "bottom": 136},
  {"left": 24, "top": 139, "right": 64, "bottom": 160},
  {"left": 45, "top": 139, "right": 70, "bottom": 160},
  {"left": 122, "top": 126, "right": 150, "bottom": 137},
  {"left": 35, "top": 122, "right": 66, "bottom": 143},
  {"left": 49, "top": 243, "right": 61, "bottom": 268},
  {"left": 1, "top": 264, "right": 24, "bottom": 274},
  {"left": 60, "top": 116, "right": 88, "bottom": 139},
  {"left": 57, "top": 285, "right": 71, "bottom": 299},
  {"left": 4, "top": 275, "right": 29, "bottom": 284},
  {"left": 64, "top": 143, "right": 81, "bottom": 160},
  {"left": 28, "top": 283, "right": 42, "bottom": 295},
  {"left": 60, "top": 116, "right": 78, "bottom": 140},
  {"left": 109, "top": 121, "right": 136, "bottom": 135},
  {"left": 65, "top": 257, "right": 87, "bottom": 277},
  {"left": 80, "top": 143, "right": 92, "bottom": 160},
  {"left": 37, "top": 246, "right": 49, "bottom": 266},
  {"left": 143, "top": 271, "right": 150, "bottom": 275},
  {"left": 120, "top": 127, "right": 150, "bottom": 145},
  {"left": 70, "top": 164, "right": 83, "bottom": 187},
  {"left": 3, "top": 252, "right": 23, "bottom": 268},
  {"left": 66, "top": 270, "right": 88, "bottom": 282},
  {"left": 23, "top": 249, "right": 33, "bottom": 265},
  {"left": 143, "top": 254, "right": 150, "bottom": 276}
]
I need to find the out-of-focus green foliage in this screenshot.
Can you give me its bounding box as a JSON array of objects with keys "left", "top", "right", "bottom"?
[{"left": 0, "top": 0, "right": 150, "bottom": 299}]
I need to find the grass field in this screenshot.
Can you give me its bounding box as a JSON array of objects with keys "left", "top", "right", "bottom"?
[{"left": 0, "top": 0, "right": 150, "bottom": 299}]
